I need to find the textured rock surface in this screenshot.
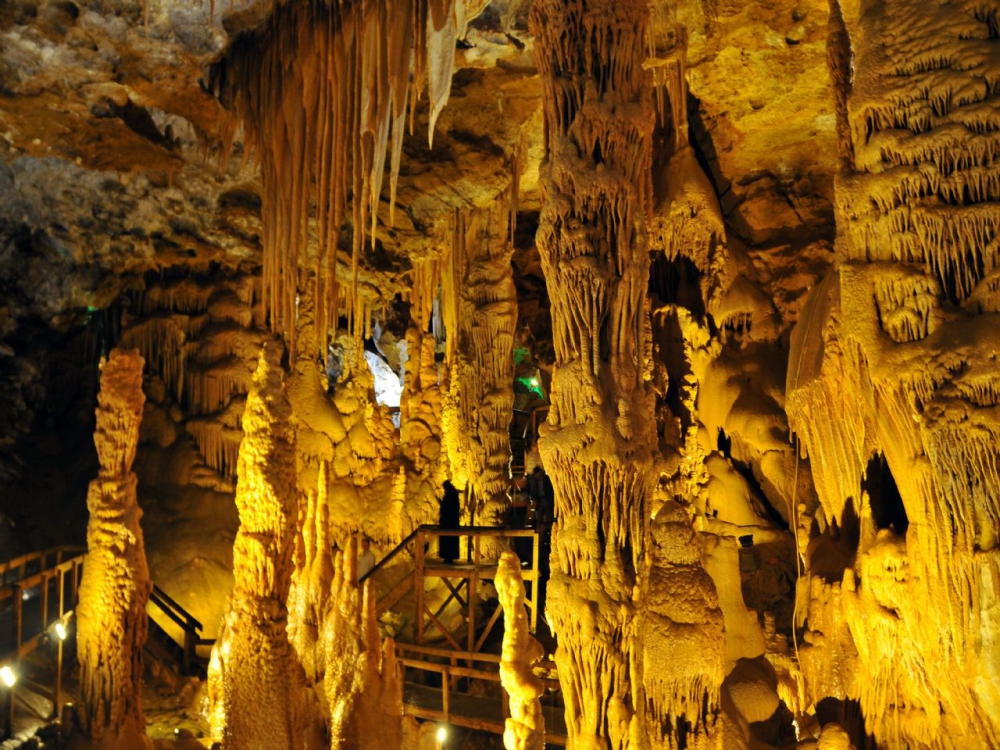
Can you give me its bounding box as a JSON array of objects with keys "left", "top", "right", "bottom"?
[
  {"left": 75, "top": 348, "right": 153, "bottom": 750},
  {"left": 3, "top": 0, "right": 1000, "bottom": 747}
]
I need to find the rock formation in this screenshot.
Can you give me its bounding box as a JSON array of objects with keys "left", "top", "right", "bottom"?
[
  {"left": 75, "top": 348, "right": 153, "bottom": 750},
  {"left": 4, "top": 0, "right": 1000, "bottom": 746},
  {"left": 445, "top": 203, "right": 518, "bottom": 545},
  {"left": 496, "top": 551, "right": 545, "bottom": 750},
  {"left": 788, "top": 1, "right": 1000, "bottom": 748},
  {"left": 208, "top": 341, "right": 302, "bottom": 749},
  {"left": 529, "top": 0, "right": 658, "bottom": 743}
]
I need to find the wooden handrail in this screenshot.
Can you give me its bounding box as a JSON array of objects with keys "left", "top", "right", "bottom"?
[
  {"left": 0, "top": 546, "right": 86, "bottom": 580},
  {"left": 150, "top": 585, "right": 203, "bottom": 632},
  {"left": 359, "top": 526, "right": 423, "bottom": 584}
]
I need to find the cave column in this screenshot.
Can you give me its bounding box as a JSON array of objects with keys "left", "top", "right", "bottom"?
[
  {"left": 529, "top": 0, "right": 657, "bottom": 745},
  {"left": 449, "top": 205, "right": 518, "bottom": 552},
  {"left": 75, "top": 348, "right": 153, "bottom": 750}
]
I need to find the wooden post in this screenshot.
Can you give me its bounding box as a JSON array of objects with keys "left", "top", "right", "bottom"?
[
  {"left": 183, "top": 628, "right": 193, "bottom": 676},
  {"left": 415, "top": 530, "right": 425, "bottom": 645},
  {"left": 468, "top": 533, "right": 478, "bottom": 657},
  {"left": 442, "top": 666, "right": 450, "bottom": 722},
  {"left": 52, "top": 633, "right": 64, "bottom": 720},
  {"left": 3, "top": 684, "right": 11, "bottom": 740},
  {"left": 13, "top": 583, "right": 22, "bottom": 654},
  {"left": 530, "top": 531, "right": 540, "bottom": 633},
  {"left": 57, "top": 570, "right": 65, "bottom": 622},
  {"left": 42, "top": 573, "right": 50, "bottom": 632}
]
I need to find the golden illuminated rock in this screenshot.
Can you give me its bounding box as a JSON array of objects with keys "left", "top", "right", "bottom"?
[
  {"left": 529, "top": 0, "right": 658, "bottom": 742},
  {"left": 788, "top": 1, "right": 1000, "bottom": 747},
  {"left": 207, "top": 341, "right": 303, "bottom": 749},
  {"left": 496, "top": 551, "right": 545, "bottom": 750},
  {"left": 75, "top": 348, "right": 153, "bottom": 750}
]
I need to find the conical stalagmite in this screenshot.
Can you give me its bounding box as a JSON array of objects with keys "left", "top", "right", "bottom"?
[
  {"left": 76, "top": 348, "right": 153, "bottom": 750},
  {"left": 208, "top": 341, "right": 302, "bottom": 749}
]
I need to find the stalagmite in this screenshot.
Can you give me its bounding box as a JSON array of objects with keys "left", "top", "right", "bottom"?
[
  {"left": 322, "top": 539, "right": 403, "bottom": 749},
  {"left": 529, "top": 0, "right": 657, "bottom": 742},
  {"left": 639, "top": 500, "right": 724, "bottom": 748},
  {"left": 75, "top": 348, "right": 153, "bottom": 750},
  {"left": 496, "top": 551, "right": 545, "bottom": 750},
  {"left": 207, "top": 341, "right": 303, "bottom": 749}
]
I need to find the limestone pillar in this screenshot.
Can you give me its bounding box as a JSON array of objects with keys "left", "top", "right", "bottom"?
[
  {"left": 76, "top": 348, "right": 153, "bottom": 750},
  {"left": 208, "top": 341, "right": 301, "bottom": 749},
  {"left": 529, "top": 0, "right": 657, "bottom": 744}
]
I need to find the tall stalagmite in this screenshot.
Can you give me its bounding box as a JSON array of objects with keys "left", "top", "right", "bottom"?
[
  {"left": 208, "top": 341, "right": 302, "bottom": 749},
  {"left": 76, "top": 348, "right": 153, "bottom": 750},
  {"left": 496, "top": 551, "right": 546, "bottom": 750},
  {"left": 529, "top": 0, "right": 656, "bottom": 744}
]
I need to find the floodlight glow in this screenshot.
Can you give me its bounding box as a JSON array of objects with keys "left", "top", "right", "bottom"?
[
  {"left": 0, "top": 666, "right": 16, "bottom": 688},
  {"left": 436, "top": 726, "right": 447, "bottom": 744},
  {"left": 55, "top": 622, "right": 67, "bottom": 641}
]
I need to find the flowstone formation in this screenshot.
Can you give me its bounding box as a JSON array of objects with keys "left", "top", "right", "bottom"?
[
  {"left": 208, "top": 341, "right": 303, "bottom": 749},
  {"left": 788, "top": 1, "right": 1000, "bottom": 747},
  {"left": 75, "top": 348, "right": 153, "bottom": 750},
  {"left": 529, "top": 0, "right": 658, "bottom": 744}
]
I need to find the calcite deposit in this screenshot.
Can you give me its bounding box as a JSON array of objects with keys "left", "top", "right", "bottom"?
[
  {"left": 75, "top": 348, "right": 153, "bottom": 750},
  {"left": 2, "top": 0, "right": 999, "bottom": 748}
]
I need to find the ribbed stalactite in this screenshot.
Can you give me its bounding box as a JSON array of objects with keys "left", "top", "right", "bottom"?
[
  {"left": 530, "top": 0, "right": 656, "bottom": 741},
  {"left": 216, "top": 0, "right": 462, "bottom": 360},
  {"left": 76, "top": 348, "right": 153, "bottom": 750}
]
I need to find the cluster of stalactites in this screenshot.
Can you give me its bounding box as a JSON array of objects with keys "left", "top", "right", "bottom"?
[
  {"left": 221, "top": 0, "right": 461, "bottom": 361},
  {"left": 838, "top": 0, "right": 1000, "bottom": 304}
]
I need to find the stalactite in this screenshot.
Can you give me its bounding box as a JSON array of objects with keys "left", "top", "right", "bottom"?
[
  {"left": 530, "top": 0, "right": 657, "bottom": 739},
  {"left": 219, "top": 0, "right": 467, "bottom": 361},
  {"left": 75, "top": 348, "right": 153, "bottom": 750},
  {"left": 497, "top": 551, "right": 546, "bottom": 750},
  {"left": 207, "top": 340, "right": 303, "bottom": 750}
]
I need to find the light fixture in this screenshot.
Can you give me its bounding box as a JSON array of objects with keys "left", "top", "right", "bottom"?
[
  {"left": 0, "top": 666, "right": 16, "bottom": 688},
  {"left": 55, "top": 622, "right": 67, "bottom": 641},
  {"left": 436, "top": 725, "right": 447, "bottom": 745}
]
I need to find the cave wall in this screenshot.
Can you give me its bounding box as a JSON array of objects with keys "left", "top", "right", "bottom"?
[{"left": 1, "top": 0, "right": 998, "bottom": 747}]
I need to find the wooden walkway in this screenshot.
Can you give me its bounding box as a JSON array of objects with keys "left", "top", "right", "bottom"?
[{"left": 367, "top": 526, "right": 566, "bottom": 745}]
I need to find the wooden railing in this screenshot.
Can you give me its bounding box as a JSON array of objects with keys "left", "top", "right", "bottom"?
[
  {"left": 148, "top": 585, "right": 213, "bottom": 676},
  {"left": 363, "top": 525, "right": 541, "bottom": 653},
  {"left": 397, "top": 642, "right": 565, "bottom": 744},
  {"left": 0, "top": 545, "right": 85, "bottom": 738}
]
